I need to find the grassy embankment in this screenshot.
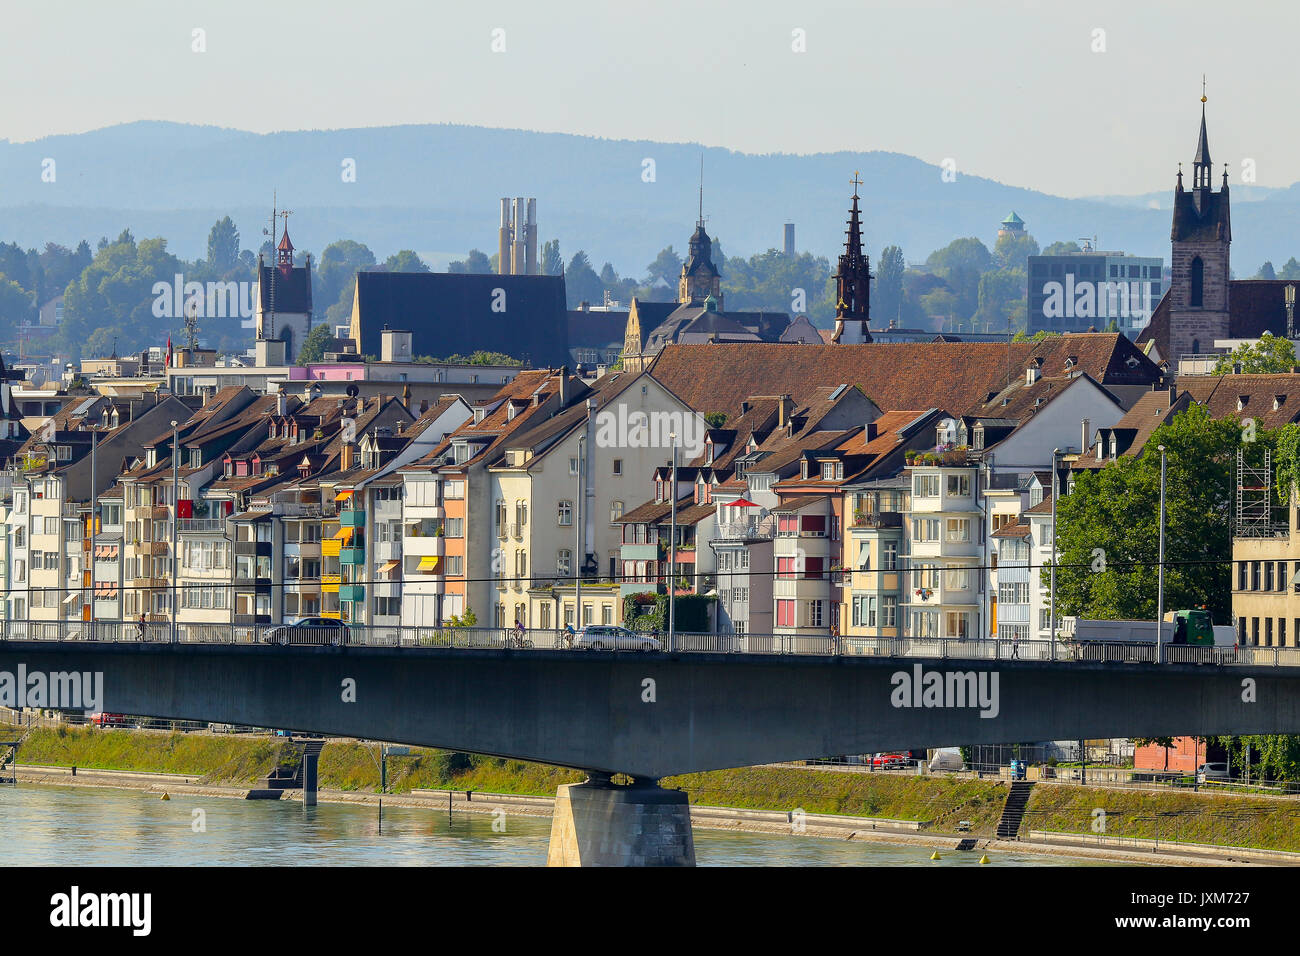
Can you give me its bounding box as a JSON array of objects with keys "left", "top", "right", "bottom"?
[{"left": 10, "top": 724, "right": 1300, "bottom": 850}]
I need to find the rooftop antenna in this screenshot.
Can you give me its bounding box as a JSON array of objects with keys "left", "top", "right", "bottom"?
[
  {"left": 262, "top": 192, "right": 277, "bottom": 340},
  {"left": 698, "top": 155, "right": 704, "bottom": 227},
  {"left": 184, "top": 296, "right": 201, "bottom": 354}
]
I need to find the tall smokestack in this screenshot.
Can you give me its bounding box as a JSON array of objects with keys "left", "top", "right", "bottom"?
[
  {"left": 498, "top": 199, "right": 511, "bottom": 276},
  {"left": 525, "top": 198, "right": 538, "bottom": 275},
  {"left": 511, "top": 197, "right": 526, "bottom": 275},
  {"left": 784, "top": 223, "right": 796, "bottom": 258}
]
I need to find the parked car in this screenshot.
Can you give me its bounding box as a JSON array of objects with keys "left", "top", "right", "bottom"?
[
  {"left": 572, "top": 625, "right": 662, "bottom": 652},
  {"left": 871, "top": 753, "right": 909, "bottom": 769},
  {"left": 261, "top": 617, "right": 351, "bottom": 646},
  {"left": 1197, "top": 762, "right": 1230, "bottom": 781},
  {"left": 88, "top": 713, "right": 130, "bottom": 728}
]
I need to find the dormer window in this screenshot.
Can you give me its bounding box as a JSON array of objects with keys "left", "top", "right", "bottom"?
[
  {"left": 473, "top": 406, "right": 487, "bottom": 424},
  {"left": 1109, "top": 435, "right": 1118, "bottom": 459},
  {"left": 1276, "top": 395, "right": 1286, "bottom": 411},
  {"left": 1238, "top": 395, "right": 1248, "bottom": 411}
]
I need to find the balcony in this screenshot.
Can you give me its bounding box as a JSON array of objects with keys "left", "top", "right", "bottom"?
[
  {"left": 321, "top": 574, "right": 340, "bottom": 593},
  {"left": 713, "top": 519, "right": 776, "bottom": 541},
  {"left": 404, "top": 534, "right": 444, "bottom": 557},
  {"left": 340, "top": 509, "right": 366, "bottom": 528},
  {"left": 132, "top": 577, "right": 167, "bottom": 589},
  {"left": 339, "top": 584, "right": 366, "bottom": 603},
  {"left": 620, "top": 543, "right": 658, "bottom": 561},
  {"left": 322, "top": 538, "right": 341, "bottom": 558},
  {"left": 150, "top": 505, "right": 170, "bottom": 520},
  {"left": 850, "top": 512, "right": 903, "bottom": 530},
  {"left": 340, "top": 546, "right": 366, "bottom": 565},
  {"left": 178, "top": 518, "right": 226, "bottom": 534}
]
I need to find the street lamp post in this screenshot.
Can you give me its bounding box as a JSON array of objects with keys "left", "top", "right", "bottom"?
[
  {"left": 1157, "top": 443, "right": 1167, "bottom": 663},
  {"left": 171, "top": 420, "right": 179, "bottom": 645},
  {"left": 1049, "top": 447, "right": 1059, "bottom": 660},
  {"left": 668, "top": 434, "right": 679, "bottom": 651},
  {"left": 574, "top": 434, "right": 584, "bottom": 634},
  {"left": 1287, "top": 284, "right": 1296, "bottom": 340},
  {"left": 89, "top": 425, "right": 98, "bottom": 631}
]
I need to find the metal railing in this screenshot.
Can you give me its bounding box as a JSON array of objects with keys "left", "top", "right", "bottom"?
[
  {"left": 2, "top": 621, "right": 1300, "bottom": 666},
  {"left": 177, "top": 518, "right": 227, "bottom": 533}
]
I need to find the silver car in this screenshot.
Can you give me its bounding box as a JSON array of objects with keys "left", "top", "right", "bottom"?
[{"left": 573, "top": 625, "right": 661, "bottom": 652}]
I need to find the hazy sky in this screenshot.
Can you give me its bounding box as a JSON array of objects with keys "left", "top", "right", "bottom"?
[{"left": 1, "top": 0, "right": 1290, "bottom": 197}]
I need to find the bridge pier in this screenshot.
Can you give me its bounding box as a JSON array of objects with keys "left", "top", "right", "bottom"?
[
  {"left": 547, "top": 775, "right": 695, "bottom": 867},
  {"left": 301, "top": 751, "right": 318, "bottom": 808}
]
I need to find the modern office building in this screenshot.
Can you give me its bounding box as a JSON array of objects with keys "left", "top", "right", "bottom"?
[{"left": 1027, "top": 246, "right": 1163, "bottom": 337}]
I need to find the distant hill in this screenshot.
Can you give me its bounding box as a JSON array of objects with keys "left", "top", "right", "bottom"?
[{"left": 2, "top": 121, "right": 1297, "bottom": 276}]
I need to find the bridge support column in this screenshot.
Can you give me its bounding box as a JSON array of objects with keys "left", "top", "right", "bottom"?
[
  {"left": 547, "top": 775, "right": 694, "bottom": 867},
  {"left": 302, "top": 751, "right": 318, "bottom": 808}
]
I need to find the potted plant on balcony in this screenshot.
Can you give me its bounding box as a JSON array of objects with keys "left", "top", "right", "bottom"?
[{"left": 852, "top": 509, "right": 867, "bottom": 526}]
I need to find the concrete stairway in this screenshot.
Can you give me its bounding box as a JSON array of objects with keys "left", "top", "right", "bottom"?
[
  {"left": 995, "top": 781, "right": 1034, "bottom": 838},
  {"left": 260, "top": 738, "right": 324, "bottom": 790}
]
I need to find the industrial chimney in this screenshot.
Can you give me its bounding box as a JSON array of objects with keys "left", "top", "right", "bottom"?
[
  {"left": 498, "top": 199, "right": 511, "bottom": 276},
  {"left": 784, "top": 223, "right": 796, "bottom": 258},
  {"left": 511, "top": 197, "right": 526, "bottom": 275},
  {"left": 525, "top": 198, "right": 538, "bottom": 275}
]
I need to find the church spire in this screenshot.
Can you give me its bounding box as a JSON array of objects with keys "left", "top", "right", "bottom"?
[
  {"left": 830, "top": 172, "right": 872, "bottom": 344},
  {"left": 1193, "top": 81, "right": 1212, "bottom": 191}
]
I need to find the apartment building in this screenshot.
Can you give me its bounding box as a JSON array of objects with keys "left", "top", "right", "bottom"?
[
  {"left": 484, "top": 370, "right": 701, "bottom": 628},
  {"left": 401, "top": 369, "right": 588, "bottom": 626},
  {"left": 903, "top": 462, "right": 984, "bottom": 640},
  {"left": 842, "top": 476, "right": 908, "bottom": 640}
]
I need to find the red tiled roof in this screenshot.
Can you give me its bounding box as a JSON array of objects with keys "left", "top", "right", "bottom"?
[{"left": 648, "top": 334, "right": 1158, "bottom": 417}]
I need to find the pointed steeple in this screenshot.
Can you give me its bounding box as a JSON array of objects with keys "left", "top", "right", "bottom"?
[
  {"left": 277, "top": 227, "right": 295, "bottom": 277},
  {"left": 830, "top": 172, "right": 872, "bottom": 344},
  {"left": 1193, "top": 101, "right": 1212, "bottom": 189}
]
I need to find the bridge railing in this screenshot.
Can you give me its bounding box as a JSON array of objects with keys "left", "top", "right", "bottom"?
[{"left": 3, "top": 620, "right": 1299, "bottom": 666}]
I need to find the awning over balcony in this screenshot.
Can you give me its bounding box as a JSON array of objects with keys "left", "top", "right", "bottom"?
[
  {"left": 416, "top": 555, "right": 440, "bottom": 572},
  {"left": 333, "top": 527, "right": 354, "bottom": 543},
  {"left": 378, "top": 560, "right": 399, "bottom": 576},
  {"left": 334, "top": 490, "right": 354, "bottom": 501}
]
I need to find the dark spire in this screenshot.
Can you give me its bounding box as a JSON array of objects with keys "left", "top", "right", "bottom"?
[{"left": 831, "top": 172, "right": 872, "bottom": 343}]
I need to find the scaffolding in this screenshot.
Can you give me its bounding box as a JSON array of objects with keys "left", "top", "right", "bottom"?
[{"left": 1235, "top": 447, "right": 1280, "bottom": 538}]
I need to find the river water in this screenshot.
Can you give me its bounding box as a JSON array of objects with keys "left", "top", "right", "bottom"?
[{"left": 0, "top": 783, "right": 1101, "bottom": 866}]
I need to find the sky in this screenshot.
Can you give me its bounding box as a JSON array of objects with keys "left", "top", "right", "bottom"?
[{"left": 0, "top": 0, "right": 1292, "bottom": 198}]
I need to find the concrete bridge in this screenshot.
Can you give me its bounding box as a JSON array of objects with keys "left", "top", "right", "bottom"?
[{"left": 2, "top": 636, "right": 1297, "bottom": 865}]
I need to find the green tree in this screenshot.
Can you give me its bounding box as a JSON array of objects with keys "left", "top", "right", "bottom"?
[
  {"left": 296, "top": 323, "right": 335, "bottom": 365},
  {"left": 540, "top": 239, "right": 563, "bottom": 276},
  {"left": 973, "top": 267, "right": 1024, "bottom": 332},
  {"left": 383, "top": 250, "right": 430, "bottom": 273},
  {"left": 1041, "top": 240, "right": 1083, "bottom": 256},
  {"left": 875, "top": 245, "right": 906, "bottom": 325},
  {"left": 1256, "top": 261, "right": 1277, "bottom": 280},
  {"left": 566, "top": 251, "right": 603, "bottom": 307},
  {"left": 1211, "top": 333, "right": 1296, "bottom": 374},
  {"left": 1213, "top": 735, "right": 1300, "bottom": 782},
  {"left": 316, "top": 240, "right": 376, "bottom": 310},
  {"left": 1050, "top": 404, "right": 1242, "bottom": 624},
  {"left": 447, "top": 249, "right": 492, "bottom": 275},
  {"left": 0, "top": 277, "right": 34, "bottom": 341},
  {"left": 645, "top": 246, "right": 683, "bottom": 286},
  {"left": 925, "top": 237, "right": 992, "bottom": 317},
  {"left": 206, "top": 216, "right": 240, "bottom": 273},
  {"left": 1280, "top": 257, "right": 1300, "bottom": 281},
  {"left": 993, "top": 231, "right": 1040, "bottom": 270}
]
